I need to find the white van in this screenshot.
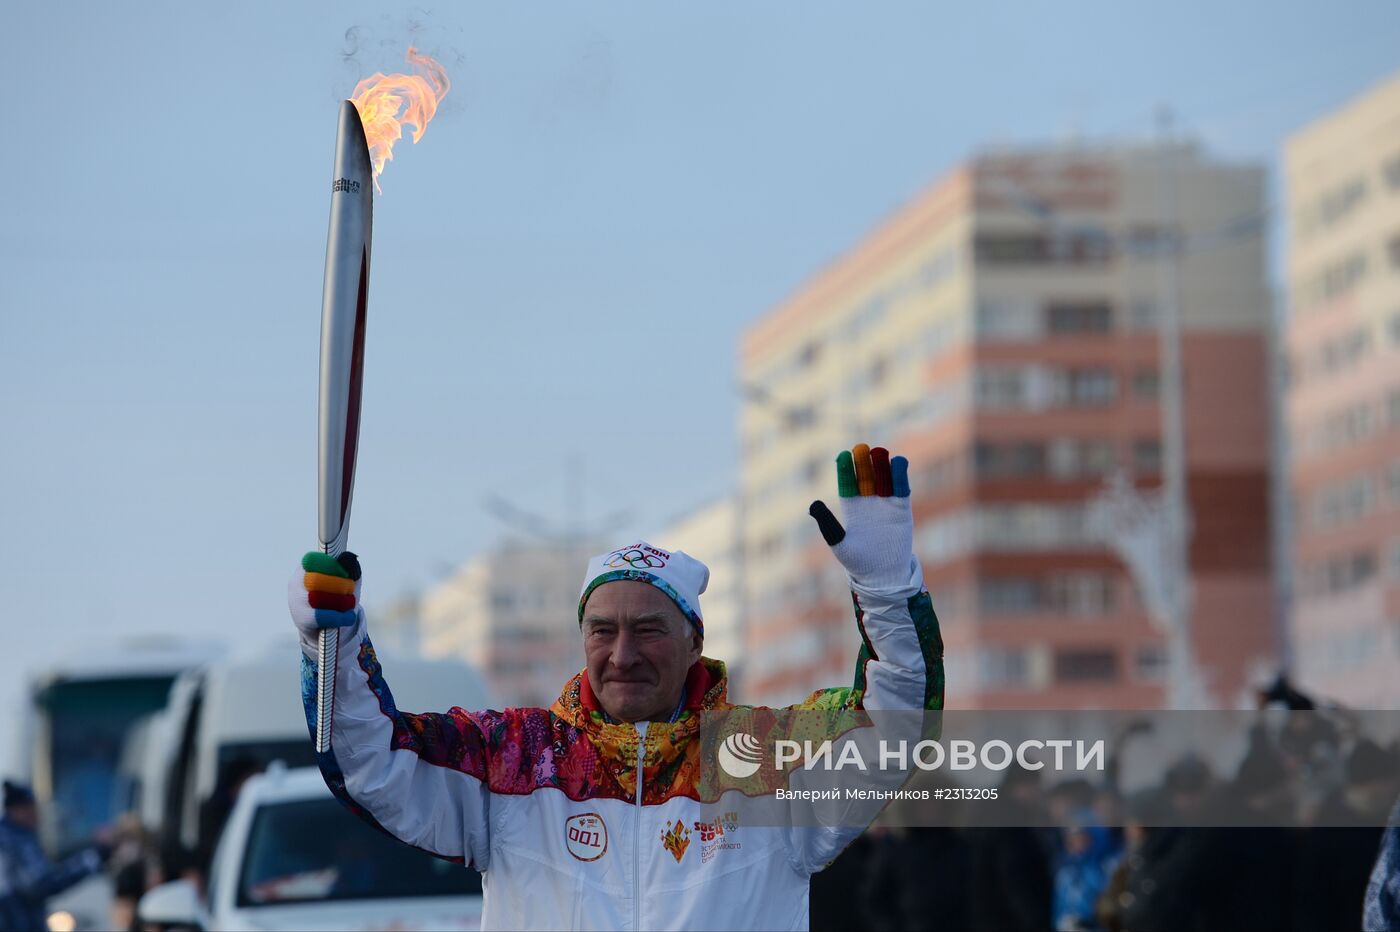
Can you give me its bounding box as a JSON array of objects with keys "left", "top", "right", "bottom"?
[
  {"left": 146, "top": 639, "right": 494, "bottom": 861},
  {"left": 138, "top": 766, "right": 484, "bottom": 931}
]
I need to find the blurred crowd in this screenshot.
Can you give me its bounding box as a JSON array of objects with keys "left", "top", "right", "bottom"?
[{"left": 812, "top": 678, "right": 1400, "bottom": 931}]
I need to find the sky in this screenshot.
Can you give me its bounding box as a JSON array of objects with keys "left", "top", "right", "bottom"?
[{"left": 3, "top": 1, "right": 1400, "bottom": 770}]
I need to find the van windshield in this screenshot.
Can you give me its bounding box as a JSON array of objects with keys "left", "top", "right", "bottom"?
[{"left": 236, "top": 797, "right": 481, "bottom": 905}]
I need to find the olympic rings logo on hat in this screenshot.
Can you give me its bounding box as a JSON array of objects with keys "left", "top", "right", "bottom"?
[{"left": 604, "top": 547, "right": 667, "bottom": 570}]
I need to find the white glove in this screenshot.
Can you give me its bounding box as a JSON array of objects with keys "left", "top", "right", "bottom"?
[
  {"left": 288, "top": 550, "right": 363, "bottom": 639},
  {"left": 808, "top": 443, "right": 920, "bottom": 593}
]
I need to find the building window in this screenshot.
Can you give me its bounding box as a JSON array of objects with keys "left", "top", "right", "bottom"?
[
  {"left": 975, "top": 367, "right": 1027, "bottom": 409},
  {"left": 1054, "top": 649, "right": 1119, "bottom": 684},
  {"left": 978, "top": 578, "right": 1043, "bottom": 613},
  {"left": 1133, "top": 439, "right": 1163, "bottom": 474},
  {"left": 1134, "top": 645, "right": 1168, "bottom": 681},
  {"left": 978, "top": 574, "right": 1114, "bottom": 614},
  {"left": 919, "top": 248, "right": 958, "bottom": 290},
  {"left": 867, "top": 353, "right": 889, "bottom": 390},
  {"left": 974, "top": 231, "right": 1112, "bottom": 266},
  {"left": 781, "top": 404, "right": 819, "bottom": 433},
  {"left": 978, "top": 647, "right": 1030, "bottom": 689},
  {"left": 796, "top": 340, "right": 823, "bottom": 370},
  {"left": 1044, "top": 574, "right": 1116, "bottom": 614},
  {"left": 1048, "top": 438, "right": 1116, "bottom": 478},
  {"left": 1124, "top": 225, "right": 1180, "bottom": 258},
  {"left": 975, "top": 233, "right": 1048, "bottom": 264},
  {"left": 1302, "top": 549, "right": 1377, "bottom": 599},
  {"left": 1389, "top": 234, "right": 1400, "bottom": 270},
  {"left": 974, "top": 441, "right": 1048, "bottom": 479},
  {"left": 920, "top": 452, "right": 965, "bottom": 496},
  {"left": 1314, "top": 328, "right": 1371, "bottom": 378},
  {"left": 1296, "top": 253, "right": 1368, "bottom": 313},
  {"left": 1385, "top": 153, "right": 1400, "bottom": 191},
  {"left": 1310, "top": 400, "right": 1376, "bottom": 456},
  {"left": 976, "top": 299, "right": 1040, "bottom": 341},
  {"left": 1128, "top": 298, "right": 1159, "bottom": 331},
  {"left": 976, "top": 504, "right": 1095, "bottom": 551},
  {"left": 1063, "top": 368, "right": 1117, "bottom": 406},
  {"left": 1047, "top": 302, "right": 1113, "bottom": 335},
  {"left": 1132, "top": 369, "right": 1160, "bottom": 400},
  {"left": 1312, "top": 475, "right": 1376, "bottom": 529},
  {"left": 1321, "top": 177, "right": 1367, "bottom": 226},
  {"left": 1323, "top": 253, "right": 1368, "bottom": 305}
]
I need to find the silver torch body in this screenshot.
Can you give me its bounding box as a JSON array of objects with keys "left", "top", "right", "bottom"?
[{"left": 315, "top": 100, "right": 373, "bottom": 754}]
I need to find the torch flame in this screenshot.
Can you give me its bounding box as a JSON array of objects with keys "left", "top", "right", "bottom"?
[{"left": 349, "top": 47, "right": 450, "bottom": 192}]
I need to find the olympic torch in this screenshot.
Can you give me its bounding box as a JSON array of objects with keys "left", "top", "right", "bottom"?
[
  {"left": 312, "top": 49, "right": 450, "bottom": 753},
  {"left": 315, "top": 100, "right": 373, "bottom": 753}
]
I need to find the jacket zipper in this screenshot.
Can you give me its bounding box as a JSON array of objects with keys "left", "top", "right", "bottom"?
[{"left": 634, "top": 721, "right": 646, "bottom": 932}]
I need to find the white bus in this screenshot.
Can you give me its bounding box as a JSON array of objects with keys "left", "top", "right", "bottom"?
[{"left": 23, "top": 636, "right": 224, "bottom": 854}]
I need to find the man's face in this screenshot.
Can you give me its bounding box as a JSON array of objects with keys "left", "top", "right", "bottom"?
[{"left": 582, "top": 580, "right": 702, "bottom": 723}]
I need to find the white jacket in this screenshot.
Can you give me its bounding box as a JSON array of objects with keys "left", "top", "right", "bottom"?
[{"left": 294, "top": 570, "right": 944, "bottom": 931}]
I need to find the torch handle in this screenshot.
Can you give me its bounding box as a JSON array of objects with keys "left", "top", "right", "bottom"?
[
  {"left": 315, "top": 540, "right": 347, "bottom": 753},
  {"left": 316, "top": 634, "right": 339, "bottom": 753}
]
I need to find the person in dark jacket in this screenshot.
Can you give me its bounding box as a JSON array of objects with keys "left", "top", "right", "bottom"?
[
  {"left": 967, "top": 767, "right": 1054, "bottom": 931},
  {"left": 0, "top": 781, "right": 108, "bottom": 932},
  {"left": 1296, "top": 740, "right": 1394, "bottom": 931}
]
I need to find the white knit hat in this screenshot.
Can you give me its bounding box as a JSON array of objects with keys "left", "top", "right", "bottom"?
[{"left": 578, "top": 540, "right": 708, "bottom": 635}]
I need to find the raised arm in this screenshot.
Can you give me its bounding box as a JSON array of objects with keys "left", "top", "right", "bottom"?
[
  {"left": 800, "top": 444, "right": 944, "bottom": 713},
  {"left": 289, "top": 551, "right": 493, "bottom": 869},
  {"left": 782, "top": 445, "right": 945, "bottom": 875},
  {"left": 5, "top": 833, "right": 104, "bottom": 903}
]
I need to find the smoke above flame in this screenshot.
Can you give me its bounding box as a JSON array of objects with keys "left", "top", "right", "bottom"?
[{"left": 349, "top": 47, "right": 450, "bottom": 192}]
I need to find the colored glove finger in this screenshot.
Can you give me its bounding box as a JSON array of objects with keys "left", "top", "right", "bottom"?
[
  {"left": 309, "top": 590, "right": 355, "bottom": 612},
  {"left": 314, "top": 608, "right": 358, "bottom": 629},
  {"left": 336, "top": 551, "right": 362, "bottom": 582},
  {"left": 871, "top": 447, "right": 893, "bottom": 496},
  {"left": 891, "top": 455, "right": 911, "bottom": 497},
  {"left": 305, "top": 572, "right": 356, "bottom": 596},
  {"left": 302, "top": 551, "right": 348, "bottom": 578},
  {"left": 809, "top": 500, "right": 847, "bottom": 546},
  {"left": 852, "top": 444, "right": 875, "bottom": 496},
  {"left": 836, "top": 450, "right": 858, "bottom": 498}
]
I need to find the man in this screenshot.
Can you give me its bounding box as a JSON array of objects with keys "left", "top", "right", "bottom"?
[
  {"left": 289, "top": 444, "right": 945, "bottom": 930},
  {"left": 0, "top": 782, "right": 108, "bottom": 932}
]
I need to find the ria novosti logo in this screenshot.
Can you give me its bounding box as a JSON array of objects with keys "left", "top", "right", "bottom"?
[
  {"left": 717, "top": 732, "right": 763, "bottom": 778},
  {"left": 714, "top": 727, "right": 1107, "bottom": 777}
]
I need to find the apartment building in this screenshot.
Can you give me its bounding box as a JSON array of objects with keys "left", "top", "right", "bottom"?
[
  {"left": 654, "top": 496, "right": 743, "bottom": 688},
  {"left": 1284, "top": 71, "right": 1400, "bottom": 706},
  {"left": 740, "top": 144, "right": 1275, "bottom": 709},
  {"left": 419, "top": 538, "right": 598, "bottom": 707}
]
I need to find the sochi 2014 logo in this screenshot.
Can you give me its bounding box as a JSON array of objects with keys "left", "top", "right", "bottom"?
[
  {"left": 717, "top": 732, "right": 763, "bottom": 778},
  {"left": 604, "top": 544, "right": 668, "bottom": 570}
]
